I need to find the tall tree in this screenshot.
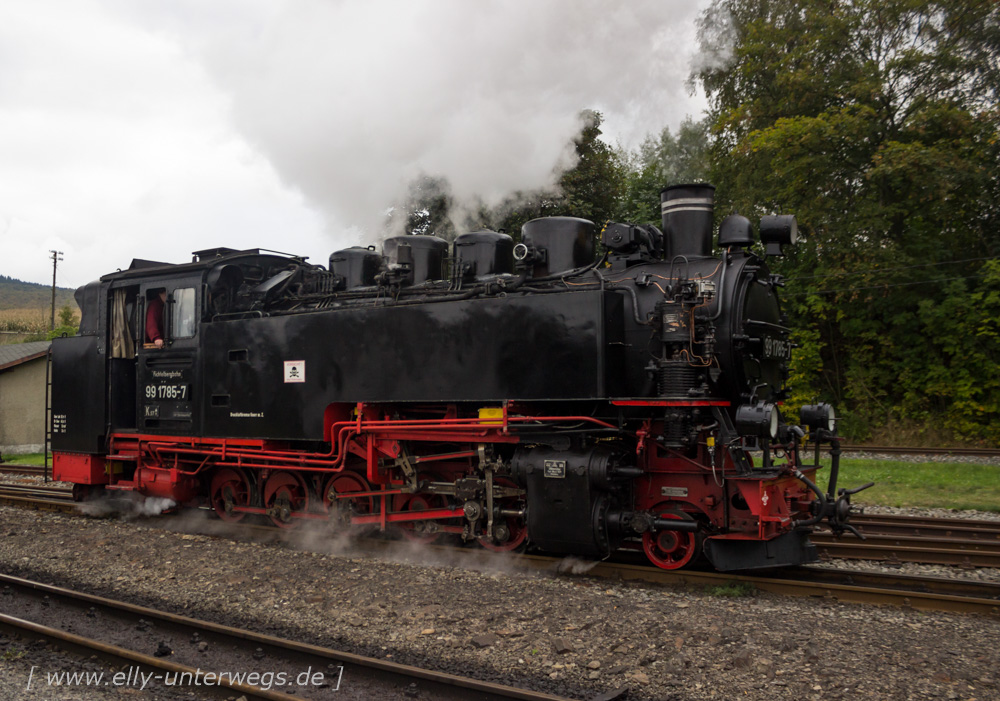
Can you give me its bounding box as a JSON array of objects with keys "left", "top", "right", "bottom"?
[
  {"left": 619, "top": 117, "right": 711, "bottom": 223},
  {"left": 392, "top": 111, "right": 625, "bottom": 243},
  {"left": 394, "top": 175, "right": 456, "bottom": 239},
  {"left": 695, "top": 0, "right": 1000, "bottom": 440},
  {"left": 489, "top": 110, "right": 625, "bottom": 238}
]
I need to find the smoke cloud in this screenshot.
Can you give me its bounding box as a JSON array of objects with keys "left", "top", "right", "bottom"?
[
  {"left": 77, "top": 492, "right": 177, "bottom": 519},
  {"left": 119, "top": 0, "right": 707, "bottom": 244}
]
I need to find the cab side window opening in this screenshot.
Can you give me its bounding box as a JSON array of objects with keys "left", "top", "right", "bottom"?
[
  {"left": 172, "top": 288, "right": 196, "bottom": 339},
  {"left": 145, "top": 288, "right": 167, "bottom": 348}
]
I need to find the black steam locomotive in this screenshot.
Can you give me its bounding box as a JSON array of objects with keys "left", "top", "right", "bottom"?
[{"left": 50, "top": 184, "right": 864, "bottom": 571}]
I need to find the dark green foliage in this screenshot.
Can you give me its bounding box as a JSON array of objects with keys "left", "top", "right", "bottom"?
[
  {"left": 486, "top": 110, "right": 626, "bottom": 238},
  {"left": 392, "top": 111, "right": 707, "bottom": 246},
  {"left": 619, "top": 117, "right": 711, "bottom": 223},
  {"left": 45, "top": 305, "right": 80, "bottom": 341},
  {"left": 58, "top": 304, "right": 77, "bottom": 328},
  {"left": 399, "top": 175, "right": 456, "bottom": 240},
  {"left": 394, "top": 111, "right": 626, "bottom": 242},
  {"left": 45, "top": 326, "right": 78, "bottom": 341},
  {"left": 905, "top": 260, "right": 1000, "bottom": 441},
  {"left": 705, "top": 581, "right": 757, "bottom": 597},
  {"left": 694, "top": 0, "right": 1000, "bottom": 442},
  {"left": 557, "top": 111, "right": 626, "bottom": 229}
]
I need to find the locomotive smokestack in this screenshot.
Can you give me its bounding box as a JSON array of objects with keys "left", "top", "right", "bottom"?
[{"left": 660, "top": 183, "right": 715, "bottom": 259}]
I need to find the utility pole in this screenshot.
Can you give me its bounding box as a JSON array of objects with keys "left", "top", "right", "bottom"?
[{"left": 49, "top": 250, "right": 63, "bottom": 330}]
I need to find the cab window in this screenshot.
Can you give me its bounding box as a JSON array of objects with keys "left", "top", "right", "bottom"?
[{"left": 172, "top": 288, "right": 197, "bottom": 339}]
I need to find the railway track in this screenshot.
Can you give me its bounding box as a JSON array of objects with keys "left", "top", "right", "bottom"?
[
  {"left": 1, "top": 485, "right": 997, "bottom": 616},
  {"left": 0, "top": 463, "right": 47, "bottom": 476},
  {"left": 548, "top": 558, "right": 1000, "bottom": 617},
  {"left": 0, "top": 483, "right": 74, "bottom": 511},
  {"left": 812, "top": 513, "right": 1000, "bottom": 568},
  {"left": 0, "top": 483, "right": 72, "bottom": 500},
  {"left": 0, "top": 573, "right": 570, "bottom": 701},
  {"left": 812, "top": 533, "right": 1000, "bottom": 568},
  {"left": 840, "top": 445, "right": 1000, "bottom": 459},
  {"left": 7, "top": 483, "right": 997, "bottom": 571},
  {"left": 848, "top": 513, "right": 1000, "bottom": 539},
  {"left": 136, "top": 524, "right": 1000, "bottom": 617}
]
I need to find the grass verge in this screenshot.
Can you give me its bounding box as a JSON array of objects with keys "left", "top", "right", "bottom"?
[
  {"left": 705, "top": 581, "right": 757, "bottom": 597},
  {"left": 0, "top": 453, "right": 45, "bottom": 466},
  {"left": 816, "top": 458, "right": 1000, "bottom": 513}
]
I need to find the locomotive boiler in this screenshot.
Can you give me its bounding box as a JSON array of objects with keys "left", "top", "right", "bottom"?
[{"left": 50, "top": 184, "right": 865, "bottom": 571}]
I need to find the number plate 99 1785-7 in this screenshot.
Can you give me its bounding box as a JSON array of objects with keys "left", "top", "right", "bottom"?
[{"left": 144, "top": 384, "right": 189, "bottom": 401}]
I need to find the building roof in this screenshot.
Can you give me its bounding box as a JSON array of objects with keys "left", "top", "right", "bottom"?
[{"left": 0, "top": 341, "right": 51, "bottom": 372}]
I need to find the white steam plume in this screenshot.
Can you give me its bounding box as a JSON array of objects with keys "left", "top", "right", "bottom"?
[
  {"left": 117, "top": 0, "right": 706, "bottom": 243},
  {"left": 77, "top": 493, "right": 176, "bottom": 519}
]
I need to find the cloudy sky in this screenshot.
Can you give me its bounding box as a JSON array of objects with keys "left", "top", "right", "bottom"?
[{"left": 1, "top": 0, "right": 712, "bottom": 289}]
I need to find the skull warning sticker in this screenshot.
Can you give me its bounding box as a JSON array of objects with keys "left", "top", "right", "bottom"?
[{"left": 283, "top": 360, "right": 306, "bottom": 383}]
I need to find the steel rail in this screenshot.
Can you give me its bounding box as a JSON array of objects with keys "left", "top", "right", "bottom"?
[
  {"left": 0, "top": 464, "right": 46, "bottom": 476},
  {"left": 0, "top": 484, "right": 72, "bottom": 500},
  {"left": 845, "top": 513, "right": 1000, "bottom": 540},
  {"left": 0, "top": 613, "right": 295, "bottom": 701},
  {"left": 3, "top": 485, "right": 999, "bottom": 614},
  {"left": 314, "top": 539, "right": 1000, "bottom": 616},
  {"left": 0, "top": 496, "right": 75, "bottom": 513},
  {"left": 810, "top": 512, "right": 1000, "bottom": 567},
  {"left": 0, "top": 483, "right": 76, "bottom": 513},
  {"left": 0, "top": 574, "right": 571, "bottom": 701},
  {"left": 509, "top": 556, "right": 1000, "bottom": 616},
  {"left": 839, "top": 445, "right": 1000, "bottom": 458},
  {"left": 812, "top": 533, "right": 1000, "bottom": 568}
]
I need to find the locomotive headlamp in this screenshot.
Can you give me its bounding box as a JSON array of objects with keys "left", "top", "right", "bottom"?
[
  {"left": 800, "top": 403, "right": 836, "bottom": 433},
  {"left": 736, "top": 402, "right": 779, "bottom": 439},
  {"left": 759, "top": 215, "right": 798, "bottom": 257}
]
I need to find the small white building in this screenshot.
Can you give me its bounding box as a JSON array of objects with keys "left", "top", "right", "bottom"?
[{"left": 0, "top": 341, "right": 50, "bottom": 455}]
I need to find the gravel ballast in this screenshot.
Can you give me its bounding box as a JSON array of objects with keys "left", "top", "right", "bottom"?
[{"left": 0, "top": 505, "right": 997, "bottom": 700}]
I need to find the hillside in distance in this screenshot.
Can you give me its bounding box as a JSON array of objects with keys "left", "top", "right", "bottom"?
[{"left": 0, "top": 275, "right": 78, "bottom": 312}]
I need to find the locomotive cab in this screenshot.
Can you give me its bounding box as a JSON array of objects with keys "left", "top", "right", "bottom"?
[{"left": 52, "top": 251, "right": 299, "bottom": 497}]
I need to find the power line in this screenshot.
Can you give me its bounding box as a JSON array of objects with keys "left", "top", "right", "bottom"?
[{"left": 784, "top": 255, "right": 1000, "bottom": 281}]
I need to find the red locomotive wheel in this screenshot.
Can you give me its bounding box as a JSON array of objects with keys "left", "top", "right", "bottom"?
[
  {"left": 209, "top": 468, "right": 252, "bottom": 522},
  {"left": 323, "top": 472, "right": 374, "bottom": 519},
  {"left": 263, "top": 471, "right": 311, "bottom": 529},
  {"left": 477, "top": 517, "right": 528, "bottom": 552},
  {"left": 393, "top": 472, "right": 450, "bottom": 543},
  {"left": 477, "top": 477, "right": 527, "bottom": 552},
  {"left": 395, "top": 493, "right": 445, "bottom": 544},
  {"left": 642, "top": 510, "right": 702, "bottom": 570}
]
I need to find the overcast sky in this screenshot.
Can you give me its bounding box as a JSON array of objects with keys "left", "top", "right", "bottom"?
[{"left": 0, "top": 0, "right": 713, "bottom": 289}]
